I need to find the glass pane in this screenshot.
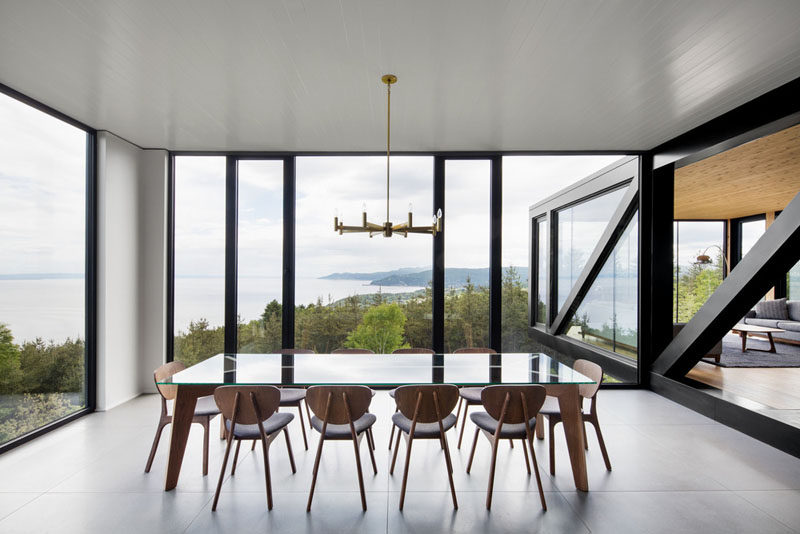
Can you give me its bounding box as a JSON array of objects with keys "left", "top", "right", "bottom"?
[
  {"left": 0, "top": 91, "right": 87, "bottom": 446},
  {"left": 173, "top": 156, "right": 226, "bottom": 365},
  {"left": 500, "top": 155, "right": 623, "bottom": 352},
  {"left": 445, "top": 160, "right": 490, "bottom": 351},
  {"left": 673, "top": 221, "right": 725, "bottom": 323},
  {"left": 740, "top": 219, "right": 765, "bottom": 259},
  {"left": 789, "top": 261, "right": 800, "bottom": 300},
  {"left": 556, "top": 187, "right": 627, "bottom": 311},
  {"left": 565, "top": 213, "right": 639, "bottom": 360},
  {"left": 296, "top": 156, "right": 433, "bottom": 352},
  {"left": 237, "top": 160, "right": 283, "bottom": 353}
]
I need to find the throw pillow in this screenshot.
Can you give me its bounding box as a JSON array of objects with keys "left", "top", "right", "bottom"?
[{"left": 755, "top": 298, "right": 789, "bottom": 320}]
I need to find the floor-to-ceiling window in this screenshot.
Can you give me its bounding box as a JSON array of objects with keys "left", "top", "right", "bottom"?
[
  {"left": 673, "top": 221, "right": 726, "bottom": 322},
  {"left": 172, "top": 156, "right": 226, "bottom": 365},
  {"left": 0, "top": 91, "right": 91, "bottom": 446},
  {"left": 295, "top": 156, "right": 433, "bottom": 352}
]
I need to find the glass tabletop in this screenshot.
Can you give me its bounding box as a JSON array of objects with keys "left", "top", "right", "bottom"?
[{"left": 158, "top": 353, "right": 595, "bottom": 386}]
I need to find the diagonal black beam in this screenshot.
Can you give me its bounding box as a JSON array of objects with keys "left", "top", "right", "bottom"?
[
  {"left": 550, "top": 179, "right": 640, "bottom": 335},
  {"left": 652, "top": 191, "right": 800, "bottom": 377}
]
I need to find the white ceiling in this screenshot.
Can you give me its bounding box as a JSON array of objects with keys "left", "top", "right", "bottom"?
[{"left": 1, "top": 0, "right": 799, "bottom": 152}]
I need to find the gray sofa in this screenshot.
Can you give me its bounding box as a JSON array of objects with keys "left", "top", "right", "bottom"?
[{"left": 742, "top": 298, "right": 800, "bottom": 343}]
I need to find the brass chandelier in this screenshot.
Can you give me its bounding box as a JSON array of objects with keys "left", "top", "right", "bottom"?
[{"left": 334, "top": 74, "right": 442, "bottom": 238}]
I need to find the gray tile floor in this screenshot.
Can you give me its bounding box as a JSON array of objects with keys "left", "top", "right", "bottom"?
[{"left": 1, "top": 390, "right": 799, "bottom": 533}]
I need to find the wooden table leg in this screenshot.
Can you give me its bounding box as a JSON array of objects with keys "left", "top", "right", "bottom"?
[
  {"left": 165, "top": 385, "right": 216, "bottom": 491},
  {"left": 740, "top": 331, "right": 747, "bottom": 352},
  {"left": 767, "top": 333, "right": 776, "bottom": 353},
  {"left": 544, "top": 384, "right": 588, "bottom": 492}
]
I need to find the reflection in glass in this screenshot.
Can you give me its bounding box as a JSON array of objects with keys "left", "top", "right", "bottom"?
[
  {"left": 556, "top": 188, "right": 626, "bottom": 311},
  {"left": 536, "top": 219, "right": 548, "bottom": 323},
  {"left": 673, "top": 221, "right": 725, "bottom": 323},
  {"left": 295, "top": 156, "right": 432, "bottom": 352},
  {"left": 789, "top": 261, "right": 800, "bottom": 300},
  {"left": 565, "top": 213, "right": 639, "bottom": 360},
  {"left": 0, "top": 91, "right": 87, "bottom": 446},
  {"left": 237, "top": 160, "right": 283, "bottom": 353},
  {"left": 444, "top": 160, "right": 490, "bottom": 351},
  {"left": 173, "top": 156, "right": 226, "bottom": 365}
]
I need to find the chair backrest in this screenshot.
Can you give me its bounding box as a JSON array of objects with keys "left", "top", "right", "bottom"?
[
  {"left": 573, "top": 359, "right": 603, "bottom": 399},
  {"left": 213, "top": 385, "right": 281, "bottom": 425},
  {"left": 453, "top": 347, "right": 497, "bottom": 354},
  {"left": 481, "top": 385, "right": 546, "bottom": 425},
  {"left": 394, "top": 384, "right": 459, "bottom": 423},
  {"left": 153, "top": 361, "right": 187, "bottom": 401},
  {"left": 392, "top": 348, "right": 435, "bottom": 354},
  {"left": 279, "top": 348, "right": 315, "bottom": 354},
  {"left": 305, "top": 385, "right": 373, "bottom": 424},
  {"left": 332, "top": 348, "right": 374, "bottom": 354}
]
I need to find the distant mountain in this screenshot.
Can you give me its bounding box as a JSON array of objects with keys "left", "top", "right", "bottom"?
[
  {"left": 319, "top": 267, "right": 426, "bottom": 281},
  {"left": 319, "top": 266, "right": 528, "bottom": 288},
  {"left": 0, "top": 273, "right": 83, "bottom": 280}
]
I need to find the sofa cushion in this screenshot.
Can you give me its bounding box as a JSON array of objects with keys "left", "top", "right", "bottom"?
[
  {"left": 788, "top": 301, "right": 800, "bottom": 322},
  {"left": 777, "top": 321, "right": 800, "bottom": 333},
  {"left": 755, "top": 298, "right": 788, "bottom": 320},
  {"left": 745, "top": 318, "right": 782, "bottom": 328}
]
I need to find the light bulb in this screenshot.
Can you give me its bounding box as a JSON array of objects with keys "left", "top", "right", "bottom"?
[
  {"left": 437, "top": 208, "right": 443, "bottom": 219},
  {"left": 334, "top": 208, "right": 338, "bottom": 218},
  {"left": 362, "top": 202, "right": 367, "bottom": 213},
  {"left": 408, "top": 202, "right": 413, "bottom": 213}
]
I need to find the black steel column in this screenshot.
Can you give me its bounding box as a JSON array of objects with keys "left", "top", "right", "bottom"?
[
  {"left": 282, "top": 157, "right": 296, "bottom": 349},
  {"left": 85, "top": 131, "right": 97, "bottom": 409},
  {"left": 489, "top": 156, "right": 502, "bottom": 354},
  {"left": 433, "top": 156, "right": 445, "bottom": 353},
  {"left": 547, "top": 209, "right": 558, "bottom": 330},
  {"left": 165, "top": 155, "right": 176, "bottom": 362},
  {"left": 224, "top": 156, "right": 238, "bottom": 354}
]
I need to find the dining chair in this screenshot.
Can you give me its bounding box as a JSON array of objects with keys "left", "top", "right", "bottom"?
[
  {"left": 305, "top": 385, "right": 378, "bottom": 511},
  {"left": 145, "top": 361, "right": 220, "bottom": 476},
  {"left": 390, "top": 384, "right": 459, "bottom": 510},
  {"left": 466, "top": 384, "right": 547, "bottom": 510},
  {"left": 540, "top": 359, "right": 611, "bottom": 475},
  {"left": 388, "top": 348, "right": 436, "bottom": 450},
  {"left": 211, "top": 385, "right": 296, "bottom": 511},
  {"left": 329, "top": 347, "right": 377, "bottom": 450},
  {"left": 453, "top": 347, "right": 497, "bottom": 449}
]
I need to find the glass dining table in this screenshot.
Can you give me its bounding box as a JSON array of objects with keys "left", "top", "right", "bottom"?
[{"left": 157, "top": 352, "right": 595, "bottom": 492}]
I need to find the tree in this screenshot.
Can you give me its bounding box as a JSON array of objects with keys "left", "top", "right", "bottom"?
[
  {"left": 0, "top": 323, "right": 21, "bottom": 394},
  {"left": 345, "top": 303, "right": 409, "bottom": 353}
]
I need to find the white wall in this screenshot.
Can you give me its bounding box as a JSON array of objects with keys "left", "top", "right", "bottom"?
[{"left": 96, "top": 131, "right": 168, "bottom": 410}]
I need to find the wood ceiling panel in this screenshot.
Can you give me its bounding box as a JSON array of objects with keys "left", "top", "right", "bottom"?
[{"left": 674, "top": 123, "right": 800, "bottom": 220}]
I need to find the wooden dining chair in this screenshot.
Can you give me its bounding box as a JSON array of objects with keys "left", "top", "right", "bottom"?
[
  {"left": 145, "top": 361, "right": 220, "bottom": 476},
  {"left": 453, "top": 347, "right": 497, "bottom": 449},
  {"left": 331, "top": 347, "right": 375, "bottom": 354},
  {"left": 466, "top": 385, "right": 547, "bottom": 510},
  {"left": 390, "top": 384, "right": 459, "bottom": 510},
  {"left": 305, "top": 385, "right": 378, "bottom": 512},
  {"left": 212, "top": 385, "right": 297, "bottom": 511},
  {"left": 540, "top": 359, "right": 611, "bottom": 475},
  {"left": 388, "top": 348, "right": 436, "bottom": 450}
]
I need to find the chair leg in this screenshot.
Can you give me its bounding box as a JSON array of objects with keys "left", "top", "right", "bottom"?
[
  {"left": 296, "top": 402, "right": 309, "bottom": 451},
  {"left": 144, "top": 421, "right": 168, "bottom": 473},
  {"left": 352, "top": 433, "right": 368, "bottom": 511},
  {"left": 304, "top": 398, "right": 313, "bottom": 430},
  {"left": 283, "top": 428, "right": 297, "bottom": 474},
  {"left": 366, "top": 434, "right": 378, "bottom": 475},
  {"left": 521, "top": 438, "right": 531, "bottom": 474},
  {"left": 527, "top": 437, "right": 547, "bottom": 511},
  {"left": 549, "top": 418, "right": 557, "bottom": 476},
  {"left": 442, "top": 432, "right": 458, "bottom": 509},
  {"left": 466, "top": 427, "right": 480, "bottom": 474},
  {"left": 251, "top": 440, "right": 257, "bottom": 451},
  {"left": 231, "top": 440, "right": 242, "bottom": 475},
  {"left": 591, "top": 418, "right": 612, "bottom": 471},
  {"left": 390, "top": 429, "right": 402, "bottom": 474},
  {"left": 306, "top": 434, "right": 326, "bottom": 512},
  {"left": 536, "top": 413, "right": 545, "bottom": 440},
  {"left": 398, "top": 433, "right": 415, "bottom": 510},
  {"left": 486, "top": 437, "right": 500, "bottom": 510},
  {"left": 509, "top": 439, "right": 514, "bottom": 449},
  {"left": 220, "top": 416, "right": 226, "bottom": 440},
  {"left": 583, "top": 421, "right": 589, "bottom": 450},
  {"left": 260, "top": 437, "right": 273, "bottom": 511},
  {"left": 368, "top": 428, "right": 376, "bottom": 451},
  {"left": 202, "top": 418, "right": 210, "bottom": 476},
  {"left": 457, "top": 403, "right": 470, "bottom": 449},
  {"left": 455, "top": 397, "right": 463, "bottom": 426},
  {"left": 212, "top": 434, "right": 235, "bottom": 511}
]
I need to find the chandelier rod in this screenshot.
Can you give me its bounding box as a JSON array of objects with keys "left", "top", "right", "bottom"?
[{"left": 386, "top": 77, "right": 391, "bottom": 224}]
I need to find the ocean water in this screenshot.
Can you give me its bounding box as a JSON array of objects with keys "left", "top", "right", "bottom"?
[{"left": 0, "top": 277, "right": 424, "bottom": 343}]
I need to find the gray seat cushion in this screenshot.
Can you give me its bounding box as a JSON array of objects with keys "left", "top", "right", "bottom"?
[
  {"left": 745, "top": 318, "right": 782, "bottom": 328},
  {"left": 538, "top": 397, "right": 562, "bottom": 416},
  {"left": 225, "top": 412, "right": 294, "bottom": 438},
  {"left": 755, "top": 298, "right": 788, "bottom": 320},
  {"left": 470, "top": 411, "right": 537, "bottom": 439},
  {"left": 391, "top": 412, "right": 457, "bottom": 438},
  {"left": 777, "top": 321, "right": 800, "bottom": 333},
  {"left": 459, "top": 387, "right": 483, "bottom": 403},
  {"left": 788, "top": 301, "right": 800, "bottom": 322},
  {"left": 310, "top": 413, "right": 377, "bottom": 438},
  {"left": 279, "top": 388, "right": 306, "bottom": 404},
  {"left": 167, "top": 395, "right": 219, "bottom": 417}
]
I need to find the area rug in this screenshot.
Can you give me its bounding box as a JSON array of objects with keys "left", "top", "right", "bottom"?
[{"left": 702, "top": 334, "right": 800, "bottom": 368}]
